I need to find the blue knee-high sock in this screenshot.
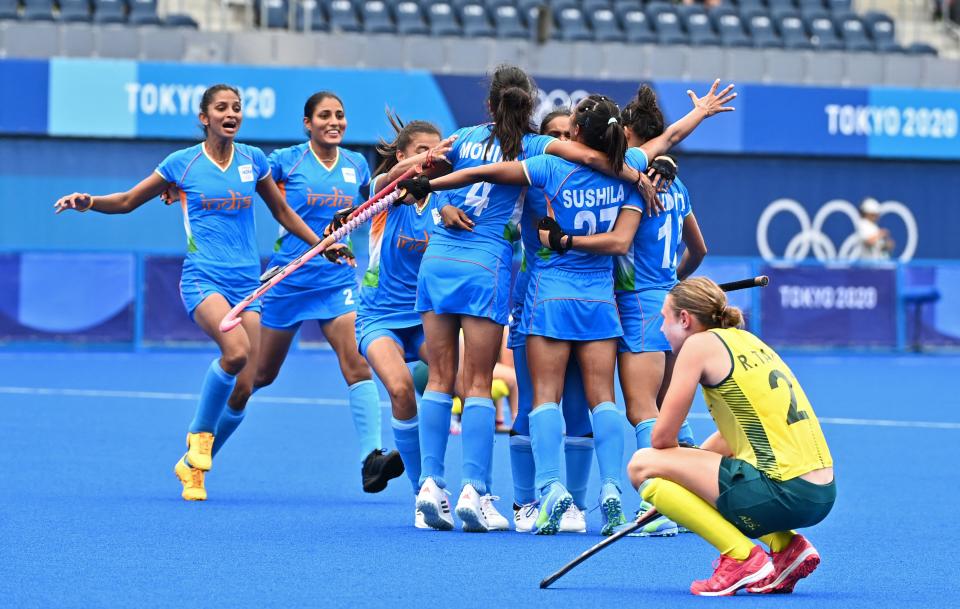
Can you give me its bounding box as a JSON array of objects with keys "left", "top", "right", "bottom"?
[
  {"left": 678, "top": 418, "right": 696, "bottom": 446},
  {"left": 591, "top": 402, "right": 625, "bottom": 489},
  {"left": 564, "top": 436, "right": 593, "bottom": 509},
  {"left": 189, "top": 358, "right": 237, "bottom": 434},
  {"left": 392, "top": 415, "right": 421, "bottom": 493},
  {"left": 461, "top": 397, "right": 495, "bottom": 494},
  {"left": 348, "top": 380, "right": 382, "bottom": 463},
  {"left": 529, "top": 403, "right": 563, "bottom": 495},
  {"left": 509, "top": 434, "right": 535, "bottom": 505},
  {"left": 212, "top": 407, "right": 245, "bottom": 457},
  {"left": 418, "top": 390, "right": 452, "bottom": 489},
  {"left": 634, "top": 417, "right": 657, "bottom": 451},
  {"left": 486, "top": 435, "right": 494, "bottom": 495}
]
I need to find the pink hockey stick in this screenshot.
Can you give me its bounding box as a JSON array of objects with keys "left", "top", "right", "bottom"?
[{"left": 219, "top": 166, "right": 419, "bottom": 333}]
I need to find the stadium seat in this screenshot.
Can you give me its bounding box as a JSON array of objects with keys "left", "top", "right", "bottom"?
[
  {"left": 329, "top": 0, "right": 361, "bottom": 31},
  {"left": 745, "top": 11, "right": 783, "bottom": 47},
  {"left": 825, "top": 0, "right": 849, "bottom": 12},
  {"left": 22, "top": 0, "right": 55, "bottom": 20},
  {"left": 426, "top": 2, "right": 461, "bottom": 36},
  {"left": 679, "top": 6, "right": 721, "bottom": 46},
  {"left": 774, "top": 10, "right": 813, "bottom": 48},
  {"left": 863, "top": 10, "right": 895, "bottom": 45},
  {"left": 492, "top": 5, "right": 527, "bottom": 38},
  {"left": 906, "top": 41, "right": 937, "bottom": 55},
  {"left": 795, "top": 0, "right": 823, "bottom": 13},
  {"left": 59, "top": 0, "right": 92, "bottom": 22},
  {"left": 92, "top": 0, "right": 126, "bottom": 23},
  {"left": 710, "top": 7, "right": 751, "bottom": 47},
  {"left": 482, "top": 0, "right": 510, "bottom": 9},
  {"left": 804, "top": 12, "right": 844, "bottom": 50},
  {"left": 460, "top": 3, "right": 494, "bottom": 37},
  {"left": 128, "top": 0, "right": 161, "bottom": 25},
  {"left": 647, "top": 3, "right": 688, "bottom": 45},
  {"left": 395, "top": 1, "right": 428, "bottom": 34},
  {"left": 296, "top": 0, "right": 330, "bottom": 30},
  {"left": 612, "top": 0, "right": 641, "bottom": 12},
  {"left": 547, "top": 0, "right": 578, "bottom": 13},
  {"left": 834, "top": 12, "right": 873, "bottom": 51},
  {"left": 254, "top": 0, "right": 287, "bottom": 28},
  {"left": 361, "top": 0, "right": 395, "bottom": 33},
  {"left": 582, "top": 0, "right": 611, "bottom": 13},
  {"left": 735, "top": 0, "right": 765, "bottom": 14},
  {"left": 163, "top": 12, "right": 198, "bottom": 27},
  {"left": 0, "top": 0, "right": 18, "bottom": 20},
  {"left": 620, "top": 8, "right": 655, "bottom": 43},
  {"left": 589, "top": 6, "right": 624, "bottom": 41},
  {"left": 765, "top": 0, "right": 794, "bottom": 15},
  {"left": 556, "top": 6, "right": 592, "bottom": 41}
]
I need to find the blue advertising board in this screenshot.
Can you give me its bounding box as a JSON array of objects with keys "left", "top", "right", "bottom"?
[
  {"left": 2, "top": 58, "right": 959, "bottom": 159},
  {"left": 759, "top": 266, "right": 898, "bottom": 347}
]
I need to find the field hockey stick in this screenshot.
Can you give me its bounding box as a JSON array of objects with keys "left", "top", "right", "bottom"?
[
  {"left": 219, "top": 166, "right": 420, "bottom": 333},
  {"left": 539, "top": 508, "right": 664, "bottom": 589},
  {"left": 718, "top": 275, "right": 769, "bottom": 292}
]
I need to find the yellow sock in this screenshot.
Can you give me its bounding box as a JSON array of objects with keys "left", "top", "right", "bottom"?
[
  {"left": 759, "top": 531, "right": 795, "bottom": 553},
  {"left": 451, "top": 397, "right": 463, "bottom": 415},
  {"left": 491, "top": 379, "right": 510, "bottom": 401},
  {"left": 641, "top": 478, "right": 756, "bottom": 560}
]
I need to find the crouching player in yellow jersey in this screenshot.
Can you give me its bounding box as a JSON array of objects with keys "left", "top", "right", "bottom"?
[{"left": 627, "top": 277, "right": 835, "bottom": 596}]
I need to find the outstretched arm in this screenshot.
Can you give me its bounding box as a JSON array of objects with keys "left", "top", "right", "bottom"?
[
  {"left": 428, "top": 161, "right": 528, "bottom": 191},
  {"left": 54, "top": 172, "right": 169, "bottom": 215},
  {"left": 640, "top": 79, "right": 737, "bottom": 161},
  {"left": 257, "top": 176, "right": 322, "bottom": 246},
  {"left": 546, "top": 140, "right": 641, "bottom": 183},
  {"left": 379, "top": 134, "right": 457, "bottom": 185}
]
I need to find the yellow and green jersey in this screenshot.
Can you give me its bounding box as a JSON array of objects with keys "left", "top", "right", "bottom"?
[{"left": 701, "top": 328, "right": 833, "bottom": 482}]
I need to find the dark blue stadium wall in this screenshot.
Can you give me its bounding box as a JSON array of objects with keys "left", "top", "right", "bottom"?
[{"left": 4, "top": 137, "right": 958, "bottom": 261}]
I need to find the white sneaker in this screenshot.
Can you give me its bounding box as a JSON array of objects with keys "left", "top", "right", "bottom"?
[
  {"left": 414, "top": 508, "right": 429, "bottom": 529},
  {"left": 415, "top": 477, "right": 454, "bottom": 531},
  {"left": 455, "top": 484, "right": 490, "bottom": 532},
  {"left": 559, "top": 504, "right": 587, "bottom": 533},
  {"left": 513, "top": 502, "right": 538, "bottom": 533},
  {"left": 479, "top": 495, "right": 510, "bottom": 531}
]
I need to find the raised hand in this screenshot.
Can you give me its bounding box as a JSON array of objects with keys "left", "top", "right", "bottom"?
[{"left": 688, "top": 79, "right": 737, "bottom": 117}]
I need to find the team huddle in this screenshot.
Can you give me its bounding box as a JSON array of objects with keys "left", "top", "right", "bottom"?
[{"left": 54, "top": 65, "right": 836, "bottom": 597}]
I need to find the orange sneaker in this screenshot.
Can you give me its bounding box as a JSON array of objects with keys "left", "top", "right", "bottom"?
[
  {"left": 185, "top": 432, "right": 214, "bottom": 471},
  {"left": 748, "top": 534, "right": 820, "bottom": 594},
  {"left": 690, "top": 545, "right": 773, "bottom": 596}
]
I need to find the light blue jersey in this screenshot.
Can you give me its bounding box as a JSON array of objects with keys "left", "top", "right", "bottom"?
[
  {"left": 359, "top": 175, "right": 443, "bottom": 330},
  {"left": 267, "top": 143, "right": 370, "bottom": 290},
  {"left": 429, "top": 124, "right": 553, "bottom": 264},
  {"left": 155, "top": 142, "right": 270, "bottom": 315},
  {"left": 614, "top": 174, "right": 692, "bottom": 292},
  {"left": 520, "top": 154, "right": 644, "bottom": 273}
]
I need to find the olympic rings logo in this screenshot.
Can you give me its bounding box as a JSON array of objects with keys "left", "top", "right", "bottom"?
[{"left": 756, "top": 198, "right": 918, "bottom": 263}]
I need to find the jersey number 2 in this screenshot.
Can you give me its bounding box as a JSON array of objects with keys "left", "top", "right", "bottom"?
[{"left": 768, "top": 369, "right": 807, "bottom": 425}]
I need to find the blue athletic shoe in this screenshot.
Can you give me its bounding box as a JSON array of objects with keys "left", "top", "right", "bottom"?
[
  {"left": 627, "top": 500, "right": 680, "bottom": 537},
  {"left": 532, "top": 483, "right": 574, "bottom": 536},
  {"left": 600, "top": 482, "right": 627, "bottom": 536}
]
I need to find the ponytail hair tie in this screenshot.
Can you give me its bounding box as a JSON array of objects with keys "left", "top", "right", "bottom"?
[{"left": 607, "top": 117, "right": 619, "bottom": 125}]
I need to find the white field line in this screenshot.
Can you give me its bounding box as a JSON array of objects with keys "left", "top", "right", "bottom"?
[{"left": 2, "top": 386, "right": 960, "bottom": 430}]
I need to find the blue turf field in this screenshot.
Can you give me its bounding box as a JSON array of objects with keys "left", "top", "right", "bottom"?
[{"left": 1, "top": 350, "right": 958, "bottom": 608}]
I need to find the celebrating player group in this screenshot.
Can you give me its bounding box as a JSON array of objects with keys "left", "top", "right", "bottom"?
[{"left": 54, "top": 65, "right": 835, "bottom": 597}]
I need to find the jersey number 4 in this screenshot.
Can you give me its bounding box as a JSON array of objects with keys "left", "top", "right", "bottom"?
[
  {"left": 463, "top": 182, "right": 493, "bottom": 216},
  {"left": 769, "top": 369, "right": 808, "bottom": 425}
]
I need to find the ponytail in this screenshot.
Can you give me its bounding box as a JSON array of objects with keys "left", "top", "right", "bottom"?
[
  {"left": 573, "top": 95, "right": 627, "bottom": 174},
  {"left": 621, "top": 84, "right": 665, "bottom": 145},
  {"left": 486, "top": 65, "right": 537, "bottom": 161}
]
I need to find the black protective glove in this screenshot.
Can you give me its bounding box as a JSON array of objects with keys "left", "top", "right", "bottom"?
[
  {"left": 323, "top": 244, "right": 356, "bottom": 264},
  {"left": 324, "top": 205, "right": 357, "bottom": 238},
  {"left": 538, "top": 216, "right": 572, "bottom": 253},
  {"left": 396, "top": 175, "right": 432, "bottom": 205},
  {"left": 648, "top": 155, "right": 678, "bottom": 191}
]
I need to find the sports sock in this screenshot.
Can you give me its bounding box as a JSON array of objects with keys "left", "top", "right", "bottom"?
[
  {"left": 212, "top": 406, "right": 245, "bottom": 457},
  {"left": 641, "top": 478, "right": 755, "bottom": 560},
  {"left": 348, "top": 380, "right": 382, "bottom": 463},
  {"left": 509, "top": 434, "right": 536, "bottom": 505},
  {"left": 529, "top": 403, "right": 563, "bottom": 494},
  {"left": 759, "top": 531, "right": 796, "bottom": 553},
  {"left": 678, "top": 418, "right": 696, "bottom": 446},
  {"left": 460, "top": 397, "right": 495, "bottom": 494},
  {"left": 188, "top": 358, "right": 237, "bottom": 434},
  {"left": 591, "top": 402, "right": 625, "bottom": 488},
  {"left": 564, "top": 435, "right": 593, "bottom": 509},
  {"left": 418, "top": 390, "right": 452, "bottom": 489},
  {"left": 634, "top": 417, "right": 657, "bottom": 451},
  {"left": 392, "top": 415, "right": 421, "bottom": 493}
]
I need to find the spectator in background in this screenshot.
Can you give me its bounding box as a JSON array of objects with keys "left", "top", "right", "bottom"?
[{"left": 858, "top": 197, "right": 894, "bottom": 261}]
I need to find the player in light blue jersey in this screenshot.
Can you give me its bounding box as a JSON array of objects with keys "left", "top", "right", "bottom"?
[
  {"left": 399, "top": 66, "right": 647, "bottom": 533},
  {"left": 545, "top": 82, "right": 729, "bottom": 536},
  {"left": 352, "top": 115, "right": 454, "bottom": 528},
  {"left": 509, "top": 110, "right": 594, "bottom": 535},
  {"left": 54, "top": 84, "right": 322, "bottom": 501},
  {"left": 223, "top": 91, "right": 404, "bottom": 494}
]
